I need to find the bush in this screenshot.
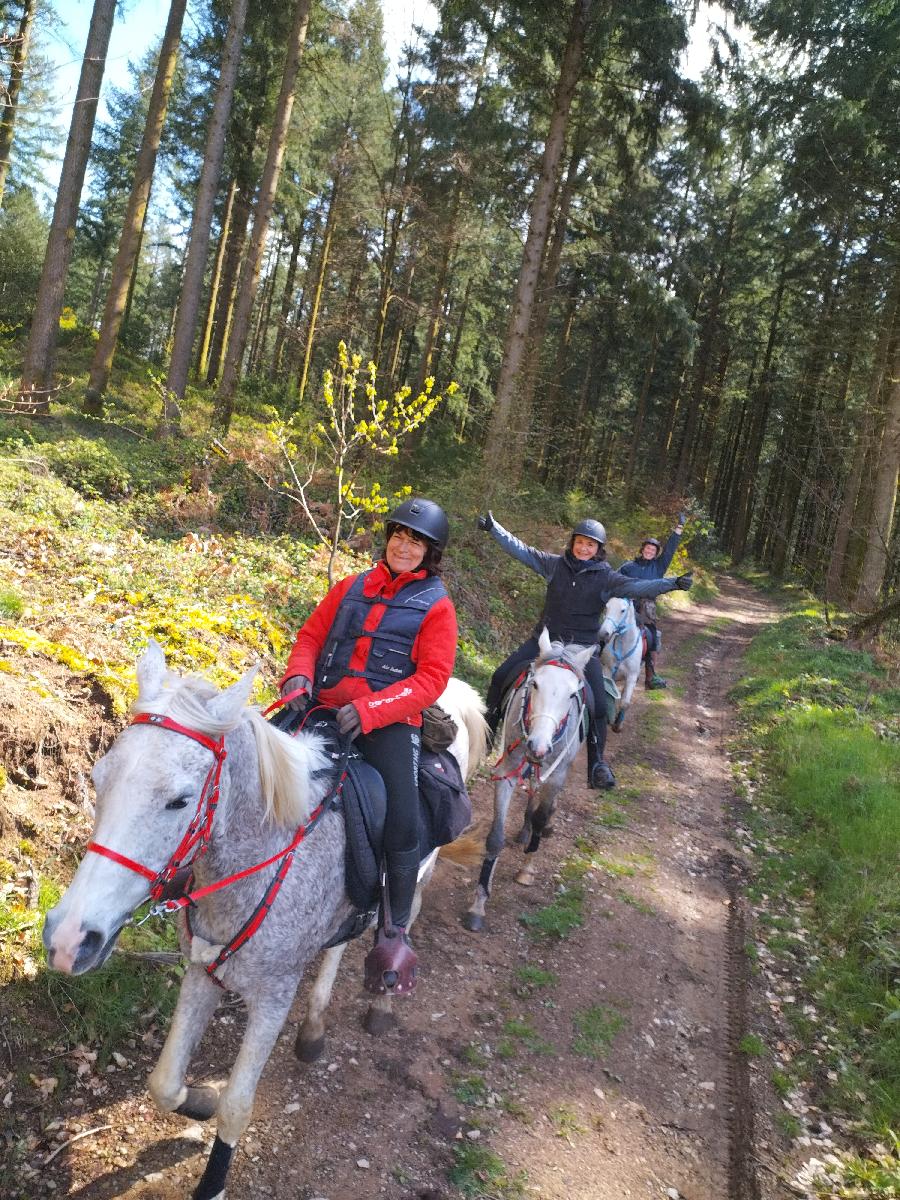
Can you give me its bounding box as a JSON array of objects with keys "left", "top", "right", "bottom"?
[{"left": 44, "top": 437, "right": 131, "bottom": 499}]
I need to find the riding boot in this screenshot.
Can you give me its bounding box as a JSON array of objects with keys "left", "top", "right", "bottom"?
[
  {"left": 586, "top": 718, "right": 615, "bottom": 790},
  {"left": 364, "top": 847, "right": 420, "bottom": 996},
  {"left": 484, "top": 703, "right": 502, "bottom": 750}
]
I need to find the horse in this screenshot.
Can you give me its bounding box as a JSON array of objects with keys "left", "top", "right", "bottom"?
[
  {"left": 463, "top": 628, "right": 594, "bottom": 932},
  {"left": 42, "top": 641, "right": 488, "bottom": 1200},
  {"left": 598, "top": 596, "right": 642, "bottom": 732}
]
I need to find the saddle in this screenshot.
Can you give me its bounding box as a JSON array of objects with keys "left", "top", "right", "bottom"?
[{"left": 268, "top": 709, "right": 471, "bottom": 948}]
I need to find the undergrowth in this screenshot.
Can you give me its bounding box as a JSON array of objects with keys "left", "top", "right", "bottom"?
[{"left": 731, "top": 597, "right": 899, "bottom": 1190}]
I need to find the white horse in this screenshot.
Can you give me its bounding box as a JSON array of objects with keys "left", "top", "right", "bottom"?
[
  {"left": 42, "top": 641, "right": 487, "bottom": 1200},
  {"left": 464, "top": 628, "right": 594, "bottom": 931},
  {"left": 598, "top": 596, "right": 643, "bottom": 731}
]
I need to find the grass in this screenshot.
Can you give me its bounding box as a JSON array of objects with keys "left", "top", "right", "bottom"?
[
  {"left": 519, "top": 884, "right": 584, "bottom": 940},
  {"left": 497, "top": 1017, "right": 553, "bottom": 1058},
  {"left": 549, "top": 1102, "right": 587, "bottom": 1142},
  {"left": 732, "top": 602, "right": 900, "bottom": 1143},
  {"left": 572, "top": 1003, "right": 626, "bottom": 1059},
  {"left": 513, "top": 964, "right": 558, "bottom": 997},
  {"left": 448, "top": 1144, "right": 528, "bottom": 1198},
  {"left": 738, "top": 1033, "right": 767, "bottom": 1057}
]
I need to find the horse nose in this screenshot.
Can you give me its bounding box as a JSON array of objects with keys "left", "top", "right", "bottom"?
[{"left": 526, "top": 736, "right": 546, "bottom": 760}]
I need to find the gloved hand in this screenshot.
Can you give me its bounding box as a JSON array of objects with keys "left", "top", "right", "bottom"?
[
  {"left": 676, "top": 573, "right": 693, "bottom": 590},
  {"left": 280, "top": 674, "right": 311, "bottom": 711},
  {"left": 336, "top": 702, "right": 362, "bottom": 739},
  {"left": 476, "top": 511, "right": 494, "bottom": 532},
  {"left": 677, "top": 511, "right": 687, "bottom": 527}
]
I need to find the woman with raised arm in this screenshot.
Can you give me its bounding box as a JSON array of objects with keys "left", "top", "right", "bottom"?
[
  {"left": 280, "top": 498, "right": 457, "bottom": 998},
  {"left": 478, "top": 513, "right": 691, "bottom": 790},
  {"left": 618, "top": 513, "right": 686, "bottom": 689}
]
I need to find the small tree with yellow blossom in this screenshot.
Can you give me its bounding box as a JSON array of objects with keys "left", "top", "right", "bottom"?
[{"left": 267, "top": 342, "right": 456, "bottom": 584}]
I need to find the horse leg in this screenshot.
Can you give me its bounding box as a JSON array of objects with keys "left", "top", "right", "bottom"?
[
  {"left": 295, "top": 943, "right": 347, "bottom": 1063},
  {"left": 192, "top": 985, "right": 297, "bottom": 1200},
  {"left": 515, "top": 785, "right": 559, "bottom": 887},
  {"left": 148, "top": 965, "right": 222, "bottom": 1121},
  {"left": 464, "top": 777, "right": 515, "bottom": 932}
]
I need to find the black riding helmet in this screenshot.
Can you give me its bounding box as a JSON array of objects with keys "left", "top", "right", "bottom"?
[
  {"left": 572, "top": 518, "right": 607, "bottom": 545},
  {"left": 385, "top": 497, "right": 450, "bottom": 549}
]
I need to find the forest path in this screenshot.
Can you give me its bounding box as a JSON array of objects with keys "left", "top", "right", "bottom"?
[{"left": 55, "top": 576, "right": 780, "bottom": 1200}]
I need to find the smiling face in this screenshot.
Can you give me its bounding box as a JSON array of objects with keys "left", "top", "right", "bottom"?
[
  {"left": 641, "top": 542, "right": 658, "bottom": 560},
  {"left": 385, "top": 525, "right": 428, "bottom": 573},
  {"left": 571, "top": 535, "right": 600, "bottom": 561}
]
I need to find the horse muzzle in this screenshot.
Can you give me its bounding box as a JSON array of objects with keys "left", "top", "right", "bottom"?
[{"left": 42, "top": 907, "right": 128, "bottom": 976}]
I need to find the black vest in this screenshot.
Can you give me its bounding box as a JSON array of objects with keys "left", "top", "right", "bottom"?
[
  {"left": 535, "top": 555, "right": 606, "bottom": 645},
  {"left": 315, "top": 570, "right": 448, "bottom": 693}
]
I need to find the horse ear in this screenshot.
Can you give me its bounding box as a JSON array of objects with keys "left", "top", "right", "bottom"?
[
  {"left": 136, "top": 640, "right": 167, "bottom": 702},
  {"left": 538, "top": 627, "right": 552, "bottom": 658},
  {"left": 207, "top": 665, "right": 259, "bottom": 725},
  {"left": 574, "top": 644, "right": 596, "bottom": 671}
]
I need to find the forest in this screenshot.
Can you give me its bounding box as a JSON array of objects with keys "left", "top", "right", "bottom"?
[
  {"left": 0, "top": 1, "right": 898, "bottom": 1198},
  {"left": 0, "top": 0, "right": 897, "bottom": 614}
]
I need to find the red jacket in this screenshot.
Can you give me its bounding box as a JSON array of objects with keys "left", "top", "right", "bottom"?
[{"left": 280, "top": 560, "right": 458, "bottom": 734}]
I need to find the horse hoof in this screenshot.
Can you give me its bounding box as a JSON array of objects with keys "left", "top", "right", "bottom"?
[
  {"left": 294, "top": 1031, "right": 325, "bottom": 1063},
  {"left": 462, "top": 911, "right": 484, "bottom": 932},
  {"left": 612, "top": 713, "right": 625, "bottom": 732},
  {"left": 175, "top": 1084, "right": 219, "bottom": 1121},
  {"left": 515, "top": 869, "right": 535, "bottom": 887},
  {"left": 363, "top": 1005, "right": 396, "bottom": 1037}
]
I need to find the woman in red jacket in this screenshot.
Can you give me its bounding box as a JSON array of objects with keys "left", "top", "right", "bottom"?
[{"left": 279, "top": 498, "right": 457, "bottom": 997}]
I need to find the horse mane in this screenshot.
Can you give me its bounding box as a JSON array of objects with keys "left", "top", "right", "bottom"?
[
  {"left": 132, "top": 672, "right": 332, "bottom": 827},
  {"left": 534, "top": 639, "right": 589, "bottom": 680}
]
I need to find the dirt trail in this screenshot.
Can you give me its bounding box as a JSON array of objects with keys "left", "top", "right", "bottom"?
[{"left": 20, "top": 576, "right": 781, "bottom": 1200}]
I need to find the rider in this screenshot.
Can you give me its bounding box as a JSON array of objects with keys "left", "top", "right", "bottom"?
[
  {"left": 279, "top": 498, "right": 457, "bottom": 998},
  {"left": 477, "top": 512, "right": 692, "bottom": 790},
  {"left": 618, "top": 513, "right": 685, "bottom": 689}
]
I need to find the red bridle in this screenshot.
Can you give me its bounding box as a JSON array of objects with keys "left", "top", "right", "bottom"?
[
  {"left": 491, "top": 657, "right": 583, "bottom": 782},
  {"left": 86, "top": 712, "right": 227, "bottom": 900}
]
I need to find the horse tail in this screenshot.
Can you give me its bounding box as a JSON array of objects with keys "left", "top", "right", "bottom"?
[
  {"left": 439, "top": 676, "right": 490, "bottom": 779},
  {"left": 438, "top": 829, "right": 485, "bottom": 867}
]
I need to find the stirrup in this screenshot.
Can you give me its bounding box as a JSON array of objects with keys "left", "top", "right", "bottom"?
[
  {"left": 363, "top": 926, "right": 418, "bottom": 996},
  {"left": 589, "top": 761, "right": 616, "bottom": 790}
]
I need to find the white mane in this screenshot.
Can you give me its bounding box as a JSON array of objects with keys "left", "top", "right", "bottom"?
[{"left": 132, "top": 671, "right": 332, "bottom": 827}]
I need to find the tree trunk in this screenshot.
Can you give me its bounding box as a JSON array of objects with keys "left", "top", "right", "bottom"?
[
  {"left": 0, "top": 0, "right": 36, "bottom": 208},
  {"left": 297, "top": 171, "right": 341, "bottom": 405},
  {"left": 83, "top": 0, "right": 187, "bottom": 414},
  {"left": 205, "top": 187, "right": 251, "bottom": 384},
  {"left": 482, "top": 0, "right": 591, "bottom": 484},
  {"left": 270, "top": 214, "right": 305, "bottom": 379},
  {"left": 855, "top": 338, "right": 900, "bottom": 608},
  {"left": 827, "top": 265, "right": 900, "bottom": 602},
  {"left": 216, "top": 0, "right": 313, "bottom": 428},
  {"left": 196, "top": 177, "right": 237, "bottom": 380},
  {"left": 18, "top": 0, "right": 116, "bottom": 411},
  {"left": 164, "top": 0, "right": 249, "bottom": 425}
]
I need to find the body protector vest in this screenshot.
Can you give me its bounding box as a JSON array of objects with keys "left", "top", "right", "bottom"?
[
  {"left": 315, "top": 569, "right": 448, "bottom": 694},
  {"left": 536, "top": 556, "right": 605, "bottom": 645}
]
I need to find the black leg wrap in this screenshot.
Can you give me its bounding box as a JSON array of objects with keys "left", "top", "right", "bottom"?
[
  {"left": 192, "top": 1135, "right": 233, "bottom": 1200},
  {"left": 526, "top": 830, "right": 542, "bottom": 854},
  {"left": 478, "top": 857, "right": 496, "bottom": 895}
]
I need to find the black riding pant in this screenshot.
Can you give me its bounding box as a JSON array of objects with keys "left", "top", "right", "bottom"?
[
  {"left": 356, "top": 723, "right": 421, "bottom": 854},
  {"left": 486, "top": 637, "right": 608, "bottom": 758}
]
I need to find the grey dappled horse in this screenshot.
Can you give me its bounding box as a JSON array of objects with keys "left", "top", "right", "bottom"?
[
  {"left": 42, "top": 642, "right": 487, "bottom": 1200},
  {"left": 464, "top": 628, "right": 594, "bottom": 931},
  {"left": 598, "top": 596, "right": 642, "bottom": 731}
]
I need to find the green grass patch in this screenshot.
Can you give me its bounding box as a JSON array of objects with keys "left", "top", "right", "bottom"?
[
  {"left": 497, "top": 1017, "right": 553, "bottom": 1058},
  {"left": 733, "top": 604, "right": 900, "bottom": 1136},
  {"left": 519, "top": 884, "right": 584, "bottom": 940},
  {"left": 513, "top": 964, "right": 559, "bottom": 997},
  {"left": 448, "top": 1144, "right": 528, "bottom": 1198},
  {"left": 572, "top": 1003, "right": 625, "bottom": 1059},
  {"left": 738, "top": 1033, "right": 766, "bottom": 1057},
  {"left": 453, "top": 1072, "right": 489, "bottom": 1106},
  {"left": 549, "top": 1102, "right": 587, "bottom": 1141}
]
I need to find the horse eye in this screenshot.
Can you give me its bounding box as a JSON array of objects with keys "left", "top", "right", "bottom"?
[{"left": 165, "top": 797, "right": 189, "bottom": 811}]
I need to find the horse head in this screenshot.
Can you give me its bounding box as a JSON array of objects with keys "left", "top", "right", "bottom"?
[
  {"left": 523, "top": 628, "right": 595, "bottom": 762},
  {"left": 43, "top": 641, "right": 263, "bottom": 976},
  {"left": 598, "top": 597, "right": 634, "bottom": 644}
]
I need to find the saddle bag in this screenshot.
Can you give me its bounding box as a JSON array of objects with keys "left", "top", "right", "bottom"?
[
  {"left": 420, "top": 704, "right": 458, "bottom": 752},
  {"left": 418, "top": 749, "right": 471, "bottom": 852}
]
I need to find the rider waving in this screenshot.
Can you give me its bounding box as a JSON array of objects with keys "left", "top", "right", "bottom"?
[
  {"left": 618, "top": 513, "right": 685, "bottom": 689},
  {"left": 279, "top": 498, "right": 457, "bottom": 998},
  {"left": 478, "top": 513, "right": 691, "bottom": 790}
]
